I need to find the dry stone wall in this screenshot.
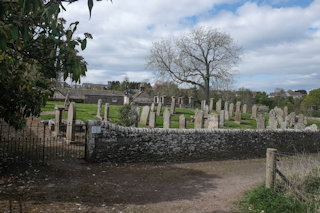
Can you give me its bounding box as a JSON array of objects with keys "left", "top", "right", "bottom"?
[{"left": 86, "top": 120, "right": 320, "bottom": 163}]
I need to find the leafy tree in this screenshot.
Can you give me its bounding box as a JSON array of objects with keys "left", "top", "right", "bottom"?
[
  {"left": 0, "top": 0, "right": 108, "bottom": 128},
  {"left": 255, "top": 92, "right": 271, "bottom": 107},
  {"left": 147, "top": 27, "right": 241, "bottom": 103},
  {"left": 302, "top": 88, "right": 320, "bottom": 116}
]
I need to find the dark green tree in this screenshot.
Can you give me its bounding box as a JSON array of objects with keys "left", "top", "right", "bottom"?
[{"left": 0, "top": 0, "right": 109, "bottom": 128}]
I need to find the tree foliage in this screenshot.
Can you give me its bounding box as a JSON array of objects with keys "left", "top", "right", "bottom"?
[
  {"left": 147, "top": 27, "right": 241, "bottom": 102},
  {"left": 0, "top": 0, "right": 108, "bottom": 128}
]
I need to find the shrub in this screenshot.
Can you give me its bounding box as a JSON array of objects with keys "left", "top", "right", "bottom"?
[{"left": 117, "top": 105, "right": 138, "bottom": 127}]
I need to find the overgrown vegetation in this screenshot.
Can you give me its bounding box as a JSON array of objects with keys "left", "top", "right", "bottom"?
[
  {"left": 117, "top": 105, "right": 138, "bottom": 127},
  {"left": 239, "top": 157, "right": 320, "bottom": 213}
]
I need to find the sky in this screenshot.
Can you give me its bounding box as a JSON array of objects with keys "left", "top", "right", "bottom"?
[{"left": 61, "top": 0, "right": 320, "bottom": 93}]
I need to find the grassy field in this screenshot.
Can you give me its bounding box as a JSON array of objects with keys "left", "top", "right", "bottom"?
[{"left": 41, "top": 101, "right": 320, "bottom": 129}]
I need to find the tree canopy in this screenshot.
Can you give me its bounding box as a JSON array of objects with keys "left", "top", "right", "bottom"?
[
  {"left": 147, "top": 27, "right": 241, "bottom": 102},
  {"left": 0, "top": 0, "right": 107, "bottom": 128}
]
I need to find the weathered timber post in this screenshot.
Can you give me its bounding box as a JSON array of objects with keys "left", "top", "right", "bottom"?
[{"left": 266, "top": 148, "right": 277, "bottom": 189}]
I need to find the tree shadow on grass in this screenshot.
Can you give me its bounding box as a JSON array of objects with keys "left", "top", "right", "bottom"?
[{"left": 0, "top": 161, "right": 220, "bottom": 207}]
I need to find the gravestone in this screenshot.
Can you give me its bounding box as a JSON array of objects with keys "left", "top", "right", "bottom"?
[
  {"left": 96, "top": 99, "right": 102, "bottom": 118},
  {"left": 295, "top": 114, "right": 306, "bottom": 129},
  {"left": 204, "top": 105, "right": 209, "bottom": 116},
  {"left": 219, "top": 110, "right": 225, "bottom": 126},
  {"left": 242, "top": 104, "right": 247, "bottom": 114},
  {"left": 194, "top": 110, "right": 204, "bottom": 129},
  {"left": 64, "top": 92, "right": 70, "bottom": 109},
  {"left": 149, "top": 111, "right": 156, "bottom": 128},
  {"left": 224, "top": 101, "right": 229, "bottom": 111},
  {"left": 66, "top": 102, "right": 76, "bottom": 143},
  {"left": 284, "top": 106, "right": 288, "bottom": 118},
  {"left": 207, "top": 114, "right": 219, "bottom": 129},
  {"left": 188, "top": 96, "right": 194, "bottom": 108},
  {"left": 178, "top": 97, "right": 183, "bottom": 108},
  {"left": 201, "top": 100, "right": 206, "bottom": 111},
  {"left": 225, "top": 109, "right": 229, "bottom": 120},
  {"left": 251, "top": 105, "right": 257, "bottom": 119},
  {"left": 163, "top": 107, "right": 171, "bottom": 129},
  {"left": 280, "top": 121, "right": 287, "bottom": 130},
  {"left": 156, "top": 102, "right": 162, "bottom": 116},
  {"left": 236, "top": 101, "right": 241, "bottom": 113},
  {"left": 104, "top": 103, "right": 109, "bottom": 121},
  {"left": 54, "top": 105, "right": 64, "bottom": 136},
  {"left": 256, "top": 114, "right": 265, "bottom": 129},
  {"left": 150, "top": 102, "right": 155, "bottom": 112},
  {"left": 267, "top": 110, "right": 278, "bottom": 130},
  {"left": 229, "top": 103, "right": 234, "bottom": 117},
  {"left": 216, "top": 99, "right": 222, "bottom": 113},
  {"left": 286, "top": 112, "right": 296, "bottom": 127},
  {"left": 134, "top": 106, "right": 140, "bottom": 127},
  {"left": 235, "top": 110, "right": 241, "bottom": 124},
  {"left": 209, "top": 98, "right": 214, "bottom": 111},
  {"left": 140, "top": 106, "right": 150, "bottom": 125},
  {"left": 274, "top": 107, "right": 284, "bottom": 124},
  {"left": 179, "top": 114, "right": 186, "bottom": 129},
  {"left": 170, "top": 96, "right": 176, "bottom": 114},
  {"left": 305, "top": 124, "right": 318, "bottom": 131}
]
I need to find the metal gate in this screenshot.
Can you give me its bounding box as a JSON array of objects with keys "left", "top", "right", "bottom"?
[{"left": 0, "top": 120, "right": 86, "bottom": 165}]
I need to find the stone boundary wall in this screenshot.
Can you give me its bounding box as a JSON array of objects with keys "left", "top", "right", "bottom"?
[{"left": 86, "top": 120, "right": 320, "bottom": 163}]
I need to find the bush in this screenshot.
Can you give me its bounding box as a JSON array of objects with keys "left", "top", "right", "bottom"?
[{"left": 117, "top": 105, "right": 138, "bottom": 127}]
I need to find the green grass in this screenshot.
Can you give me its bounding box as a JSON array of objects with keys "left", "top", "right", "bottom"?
[
  {"left": 307, "top": 119, "right": 320, "bottom": 129},
  {"left": 238, "top": 185, "right": 309, "bottom": 213}
]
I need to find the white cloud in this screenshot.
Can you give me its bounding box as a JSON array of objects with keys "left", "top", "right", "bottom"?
[{"left": 61, "top": 0, "right": 320, "bottom": 92}]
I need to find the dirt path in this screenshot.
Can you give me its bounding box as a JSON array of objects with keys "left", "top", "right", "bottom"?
[{"left": 0, "top": 159, "right": 266, "bottom": 213}]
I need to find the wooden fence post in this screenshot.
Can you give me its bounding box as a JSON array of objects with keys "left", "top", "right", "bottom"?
[{"left": 266, "top": 148, "right": 277, "bottom": 189}]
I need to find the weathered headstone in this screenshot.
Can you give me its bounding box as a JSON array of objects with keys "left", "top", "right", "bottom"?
[
  {"left": 170, "top": 96, "right": 176, "bottom": 114},
  {"left": 66, "top": 102, "right": 76, "bottom": 143},
  {"left": 156, "top": 102, "right": 162, "bottom": 116},
  {"left": 188, "top": 96, "right": 194, "bottom": 108},
  {"left": 209, "top": 98, "right": 214, "bottom": 111},
  {"left": 274, "top": 107, "right": 284, "bottom": 124},
  {"left": 242, "top": 104, "right": 247, "bottom": 114},
  {"left": 219, "top": 110, "right": 225, "bottom": 126},
  {"left": 96, "top": 99, "right": 102, "bottom": 118},
  {"left": 267, "top": 110, "right": 278, "bottom": 130},
  {"left": 150, "top": 102, "right": 155, "bottom": 112},
  {"left": 201, "top": 100, "right": 206, "bottom": 111},
  {"left": 204, "top": 105, "right": 209, "bottom": 116},
  {"left": 54, "top": 105, "right": 64, "bottom": 136},
  {"left": 280, "top": 121, "right": 287, "bottom": 130},
  {"left": 256, "top": 114, "right": 265, "bottom": 129},
  {"left": 305, "top": 124, "right": 318, "bottom": 131},
  {"left": 235, "top": 110, "right": 241, "bottom": 124},
  {"left": 236, "top": 101, "right": 241, "bottom": 113},
  {"left": 64, "top": 92, "right": 70, "bottom": 109},
  {"left": 224, "top": 109, "right": 229, "bottom": 120},
  {"left": 207, "top": 114, "right": 219, "bottom": 129},
  {"left": 284, "top": 106, "right": 288, "bottom": 118},
  {"left": 179, "top": 114, "right": 186, "bottom": 129},
  {"left": 251, "top": 105, "right": 257, "bottom": 119},
  {"left": 286, "top": 112, "right": 296, "bottom": 127},
  {"left": 295, "top": 114, "right": 306, "bottom": 129},
  {"left": 163, "top": 107, "right": 171, "bottom": 129},
  {"left": 140, "top": 106, "right": 150, "bottom": 125},
  {"left": 149, "top": 111, "right": 156, "bottom": 128},
  {"left": 224, "top": 101, "right": 229, "bottom": 111},
  {"left": 194, "top": 110, "right": 204, "bottom": 129},
  {"left": 216, "top": 99, "right": 222, "bottom": 113},
  {"left": 104, "top": 103, "right": 109, "bottom": 121},
  {"left": 229, "top": 103, "right": 234, "bottom": 117},
  {"left": 178, "top": 97, "right": 183, "bottom": 108}
]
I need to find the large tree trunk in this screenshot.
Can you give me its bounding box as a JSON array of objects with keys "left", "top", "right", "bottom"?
[{"left": 204, "top": 78, "right": 210, "bottom": 103}]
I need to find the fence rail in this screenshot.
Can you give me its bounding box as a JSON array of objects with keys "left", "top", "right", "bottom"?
[{"left": 0, "top": 120, "right": 86, "bottom": 165}]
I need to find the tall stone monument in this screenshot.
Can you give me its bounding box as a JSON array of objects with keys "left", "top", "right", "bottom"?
[
  {"left": 242, "top": 104, "right": 247, "bottom": 114},
  {"left": 156, "top": 102, "right": 162, "bottom": 116},
  {"left": 209, "top": 98, "right": 214, "bottom": 111},
  {"left": 256, "top": 114, "right": 265, "bottom": 129},
  {"left": 194, "top": 110, "right": 204, "bottom": 129},
  {"left": 96, "top": 99, "right": 102, "bottom": 118},
  {"left": 104, "top": 103, "right": 109, "bottom": 121},
  {"left": 229, "top": 103, "right": 234, "bottom": 117},
  {"left": 251, "top": 105, "right": 257, "bottom": 120},
  {"left": 140, "top": 106, "right": 150, "bottom": 125},
  {"left": 216, "top": 99, "right": 222, "bottom": 113},
  {"left": 149, "top": 111, "right": 156, "bottom": 128},
  {"left": 219, "top": 110, "right": 225, "bottom": 126}
]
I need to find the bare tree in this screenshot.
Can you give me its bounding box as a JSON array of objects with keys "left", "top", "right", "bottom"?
[{"left": 147, "top": 27, "right": 241, "bottom": 102}]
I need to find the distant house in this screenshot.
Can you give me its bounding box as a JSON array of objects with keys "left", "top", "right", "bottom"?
[
  {"left": 82, "top": 83, "right": 108, "bottom": 90},
  {"left": 269, "top": 89, "right": 306, "bottom": 99}
]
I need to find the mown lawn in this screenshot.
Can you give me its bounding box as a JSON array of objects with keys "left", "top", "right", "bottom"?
[{"left": 41, "top": 101, "right": 320, "bottom": 129}]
